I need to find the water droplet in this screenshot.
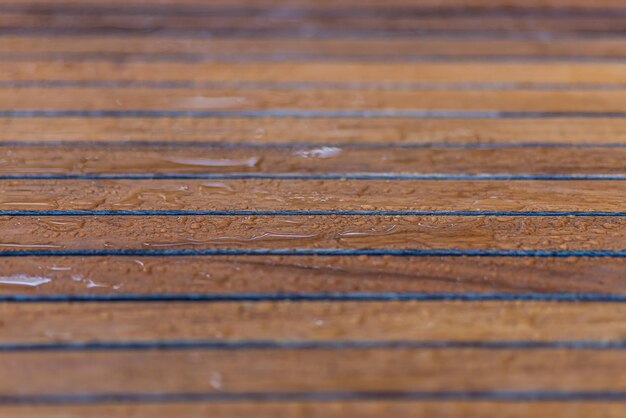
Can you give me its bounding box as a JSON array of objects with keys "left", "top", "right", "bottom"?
[
  {"left": 85, "top": 279, "right": 107, "bottom": 289},
  {"left": 143, "top": 232, "right": 318, "bottom": 247},
  {"left": 113, "top": 186, "right": 190, "bottom": 208},
  {"left": 166, "top": 156, "right": 259, "bottom": 168},
  {"left": 0, "top": 274, "right": 51, "bottom": 287},
  {"left": 210, "top": 372, "right": 223, "bottom": 390},
  {"left": 0, "top": 243, "right": 61, "bottom": 248},
  {"left": 0, "top": 201, "right": 54, "bottom": 207},
  {"left": 200, "top": 182, "right": 235, "bottom": 194},
  {"left": 295, "top": 147, "right": 342, "bottom": 159},
  {"left": 48, "top": 266, "right": 71, "bottom": 271}
]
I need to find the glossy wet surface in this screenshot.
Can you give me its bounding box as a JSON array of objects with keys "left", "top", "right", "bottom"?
[{"left": 2, "top": 0, "right": 626, "bottom": 417}]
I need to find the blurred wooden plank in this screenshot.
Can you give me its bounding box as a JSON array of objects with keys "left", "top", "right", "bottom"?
[
  {"left": 1, "top": 215, "right": 625, "bottom": 252},
  {"left": 1, "top": 146, "right": 626, "bottom": 175},
  {"left": 2, "top": 301, "right": 626, "bottom": 343},
  {"left": 3, "top": 62, "right": 626, "bottom": 83},
  {"left": 1, "top": 37, "right": 625, "bottom": 59},
  {"left": 0, "top": 255, "right": 625, "bottom": 296},
  {"left": 2, "top": 88, "right": 626, "bottom": 112},
  {"left": 1, "top": 348, "right": 626, "bottom": 394},
  {"left": 1, "top": 0, "right": 624, "bottom": 8},
  {"left": 0, "top": 13, "right": 622, "bottom": 36},
  {"left": 1, "top": 402, "right": 625, "bottom": 418},
  {"left": 1, "top": 117, "right": 625, "bottom": 143},
  {"left": 3, "top": 179, "right": 626, "bottom": 212}
]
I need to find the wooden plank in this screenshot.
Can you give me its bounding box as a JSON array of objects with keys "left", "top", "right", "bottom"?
[
  {"left": 2, "top": 301, "right": 626, "bottom": 343},
  {"left": 1, "top": 0, "right": 624, "bottom": 8},
  {"left": 3, "top": 62, "right": 626, "bottom": 83},
  {"left": 1, "top": 37, "right": 625, "bottom": 59},
  {"left": 1, "top": 14, "right": 622, "bottom": 36},
  {"left": 1, "top": 215, "right": 625, "bottom": 252},
  {"left": 1, "top": 146, "right": 626, "bottom": 175},
  {"left": 1, "top": 117, "right": 625, "bottom": 143},
  {"left": 0, "top": 255, "right": 624, "bottom": 295},
  {"left": 1, "top": 348, "right": 626, "bottom": 394},
  {"left": 2, "top": 179, "right": 626, "bottom": 212},
  {"left": 3, "top": 88, "right": 626, "bottom": 112},
  {"left": 1, "top": 402, "right": 625, "bottom": 418}
]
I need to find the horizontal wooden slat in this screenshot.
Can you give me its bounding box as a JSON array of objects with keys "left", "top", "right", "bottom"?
[
  {"left": 0, "top": 14, "right": 621, "bottom": 37},
  {"left": 1, "top": 402, "right": 625, "bottom": 418},
  {"left": 2, "top": 301, "right": 626, "bottom": 343},
  {"left": 1, "top": 146, "right": 626, "bottom": 175},
  {"left": 2, "top": 179, "right": 626, "bottom": 212},
  {"left": 4, "top": 62, "right": 626, "bottom": 83},
  {"left": 1, "top": 348, "right": 626, "bottom": 394},
  {"left": 1, "top": 117, "right": 625, "bottom": 143},
  {"left": 4, "top": 88, "right": 626, "bottom": 112},
  {"left": 1, "top": 0, "right": 624, "bottom": 8},
  {"left": 0, "top": 215, "right": 625, "bottom": 251},
  {"left": 1, "top": 37, "right": 625, "bottom": 59},
  {"left": 0, "top": 255, "right": 624, "bottom": 295}
]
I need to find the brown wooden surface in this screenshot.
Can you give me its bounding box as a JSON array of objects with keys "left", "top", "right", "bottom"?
[
  {"left": 2, "top": 117, "right": 626, "bottom": 143},
  {"left": 3, "top": 146, "right": 626, "bottom": 174},
  {"left": 1, "top": 255, "right": 626, "bottom": 295},
  {"left": 4, "top": 62, "right": 626, "bottom": 83},
  {"left": 1, "top": 215, "right": 626, "bottom": 251},
  {"left": 7, "top": 88, "right": 626, "bottom": 111},
  {"left": 3, "top": 179, "right": 626, "bottom": 211},
  {"left": 2, "top": 301, "right": 626, "bottom": 342},
  {"left": 1, "top": 0, "right": 626, "bottom": 417},
  {"left": 2, "top": 38, "right": 626, "bottom": 59},
  {"left": 2, "top": 402, "right": 626, "bottom": 418}
]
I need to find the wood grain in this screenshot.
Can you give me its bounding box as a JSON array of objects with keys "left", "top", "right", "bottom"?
[
  {"left": 0, "top": 255, "right": 624, "bottom": 295},
  {"left": 4, "top": 62, "right": 626, "bottom": 84},
  {"left": 1, "top": 117, "right": 625, "bottom": 143},
  {"left": 3, "top": 88, "right": 626, "bottom": 112},
  {"left": 1, "top": 215, "right": 625, "bottom": 252},
  {"left": 2, "top": 179, "right": 625, "bottom": 212},
  {"left": 1, "top": 37, "right": 625, "bottom": 59},
  {"left": 1, "top": 0, "right": 625, "bottom": 413},
  {"left": 1, "top": 348, "right": 626, "bottom": 394},
  {"left": 2, "top": 301, "right": 626, "bottom": 343},
  {"left": 1, "top": 146, "right": 626, "bottom": 175}
]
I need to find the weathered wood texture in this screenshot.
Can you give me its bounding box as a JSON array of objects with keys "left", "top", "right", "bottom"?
[{"left": 1, "top": 0, "right": 626, "bottom": 416}]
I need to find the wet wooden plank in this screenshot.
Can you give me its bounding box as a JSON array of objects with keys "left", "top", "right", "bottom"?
[
  {"left": 1, "top": 348, "right": 626, "bottom": 394},
  {"left": 2, "top": 179, "right": 626, "bottom": 212},
  {"left": 1, "top": 301, "right": 626, "bottom": 343},
  {"left": 0, "top": 215, "right": 624, "bottom": 252},
  {"left": 3, "top": 62, "right": 626, "bottom": 84},
  {"left": 1, "top": 117, "right": 625, "bottom": 143},
  {"left": 1, "top": 146, "right": 625, "bottom": 175},
  {"left": 0, "top": 255, "right": 624, "bottom": 295}
]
